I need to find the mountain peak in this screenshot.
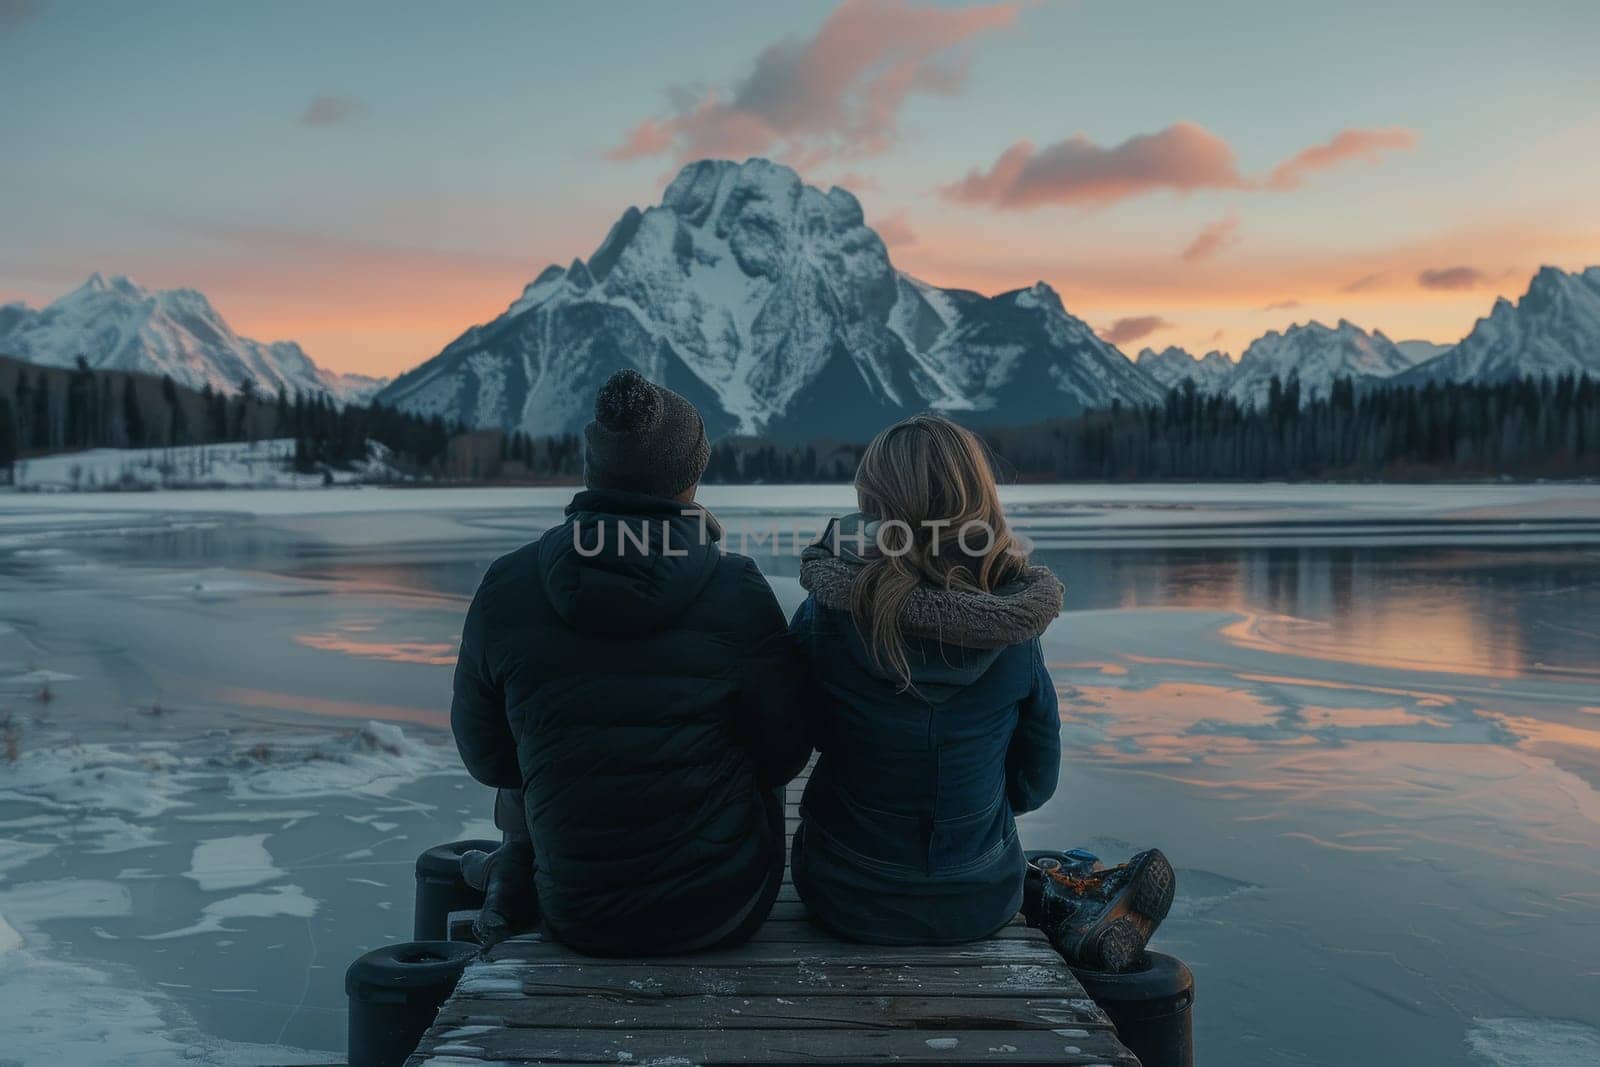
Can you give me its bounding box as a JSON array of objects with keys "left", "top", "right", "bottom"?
[
  {"left": 1136, "top": 345, "right": 1193, "bottom": 364},
  {"left": 71, "top": 272, "right": 146, "bottom": 300},
  {"left": 1135, "top": 344, "right": 1236, "bottom": 392},
  {"left": 5, "top": 274, "right": 378, "bottom": 403},
  {"left": 661, "top": 157, "right": 804, "bottom": 222},
  {"left": 1229, "top": 315, "right": 1412, "bottom": 408},
  {"left": 1403, "top": 263, "right": 1600, "bottom": 384},
  {"left": 1014, "top": 281, "right": 1064, "bottom": 313},
  {"left": 377, "top": 157, "right": 1161, "bottom": 438}
]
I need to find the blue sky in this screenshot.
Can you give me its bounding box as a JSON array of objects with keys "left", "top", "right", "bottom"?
[{"left": 4, "top": 0, "right": 1598, "bottom": 374}]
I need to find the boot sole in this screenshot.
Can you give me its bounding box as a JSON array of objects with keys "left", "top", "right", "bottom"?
[{"left": 1073, "top": 849, "right": 1176, "bottom": 971}]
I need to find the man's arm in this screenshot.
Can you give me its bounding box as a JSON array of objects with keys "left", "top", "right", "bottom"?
[
  {"left": 451, "top": 568, "right": 522, "bottom": 790},
  {"left": 729, "top": 559, "right": 814, "bottom": 789},
  {"left": 1006, "top": 639, "right": 1062, "bottom": 815}
]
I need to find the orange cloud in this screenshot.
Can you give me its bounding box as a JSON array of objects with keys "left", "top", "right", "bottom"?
[
  {"left": 1181, "top": 213, "right": 1240, "bottom": 263},
  {"left": 1339, "top": 272, "right": 1388, "bottom": 293},
  {"left": 1417, "top": 266, "right": 1488, "bottom": 290},
  {"left": 609, "top": 0, "right": 1018, "bottom": 165},
  {"left": 1266, "top": 127, "right": 1417, "bottom": 190},
  {"left": 941, "top": 122, "right": 1248, "bottom": 210},
  {"left": 1260, "top": 299, "right": 1301, "bottom": 311},
  {"left": 1100, "top": 315, "right": 1174, "bottom": 345}
]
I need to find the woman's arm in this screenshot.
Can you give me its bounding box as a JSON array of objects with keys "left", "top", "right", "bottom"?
[{"left": 1006, "top": 639, "right": 1062, "bottom": 814}]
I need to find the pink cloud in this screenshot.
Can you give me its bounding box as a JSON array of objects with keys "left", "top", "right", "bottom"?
[
  {"left": 1259, "top": 298, "right": 1301, "bottom": 311},
  {"left": 875, "top": 210, "right": 918, "bottom": 248},
  {"left": 944, "top": 124, "right": 1418, "bottom": 211},
  {"left": 941, "top": 122, "right": 1249, "bottom": 210},
  {"left": 1100, "top": 315, "right": 1174, "bottom": 345},
  {"left": 1417, "top": 265, "right": 1487, "bottom": 290},
  {"left": 1266, "top": 127, "right": 1417, "bottom": 190},
  {"left": 1180, "top": 213, "right": 1240, "bottom": 263},
  {"left": 609, "top": 0, "right": 1018, "bottom": 165}
]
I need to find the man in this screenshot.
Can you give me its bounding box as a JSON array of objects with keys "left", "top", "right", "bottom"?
[{"left": 451, "top": 369, "right": 811, "bottom": 955}]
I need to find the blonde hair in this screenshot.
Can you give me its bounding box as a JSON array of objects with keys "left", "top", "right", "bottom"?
[{"left": 849, "top": 413, "right": 1028, "bottom": 687}]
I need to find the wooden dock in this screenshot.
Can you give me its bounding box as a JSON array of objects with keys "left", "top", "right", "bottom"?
[{"left": 407, "top": 770, "right": 1137, "bottom": 1065}]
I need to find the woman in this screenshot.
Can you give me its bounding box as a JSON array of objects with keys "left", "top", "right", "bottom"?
[{"left": 790, "top": 414, "right": 1171, "bottom": 967}]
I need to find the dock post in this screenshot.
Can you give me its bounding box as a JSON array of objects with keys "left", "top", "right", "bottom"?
[
  {"left": 1073, "top": 951, "right": 1195, "bottom": 1067},
  {"left": 413, "top": 839, "right": 495, "bottom": 940},
  {"left": 345, "top": 941, "right": 476, "bottom": 1067}
]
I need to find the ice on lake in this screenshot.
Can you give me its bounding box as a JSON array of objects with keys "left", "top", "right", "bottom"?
[{"left": 1, "top": 483, "right": 1599, "bottom": 1065}]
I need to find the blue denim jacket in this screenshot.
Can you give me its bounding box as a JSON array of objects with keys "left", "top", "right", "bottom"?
[{"left": 789, "top": 596, "right": 1061, "bottom": 944}]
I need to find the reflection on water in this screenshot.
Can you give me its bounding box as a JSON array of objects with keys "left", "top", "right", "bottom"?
[
  {"left": 294, "top": 627, "right": 457, "bottom": 666},
  {"left": 1026, "top": 544, "right": 1599, "bottom": 679}
]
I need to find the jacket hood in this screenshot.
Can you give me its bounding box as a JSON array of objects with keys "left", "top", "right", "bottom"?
[
  {"left": 538, "top": 488, "right": 724, "bottom": 636},
  {"left": 799, "top": 513, "right": 1064, "bottom": 653}
]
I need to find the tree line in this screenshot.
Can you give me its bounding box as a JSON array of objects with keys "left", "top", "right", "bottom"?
[
  {"left": 687, "top": 374, "right": 1600, "bottom": 484},
  {"left": 981, "top": 373, "right": 1598, "bottom": 481},
  {"left": 3, "top": 354, "right": 1595, "bottom": 484},
  {"left": 0, "top": 355, "right": 453, "bottom": 477}
]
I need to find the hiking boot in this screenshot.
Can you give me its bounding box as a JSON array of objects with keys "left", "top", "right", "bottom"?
[
  {"left": 1022, "top": 849, "right": 1101, "bottom": 924},
  {"left": 1042, "top": 848, "right": 1176, "bottom": 972},
  {"left": 460, "top": 840, "right": 538, "bottom": 949}
]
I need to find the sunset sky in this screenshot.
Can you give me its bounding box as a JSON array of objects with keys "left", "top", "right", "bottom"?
[{"left": 4, "top": 0, "right": 1599, "bottom": 377}]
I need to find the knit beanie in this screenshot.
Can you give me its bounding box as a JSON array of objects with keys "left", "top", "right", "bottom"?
[{"left": 583, "top": 369, "right": 710, "bottom": 498}]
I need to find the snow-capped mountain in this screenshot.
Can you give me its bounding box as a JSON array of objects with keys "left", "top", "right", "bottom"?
[
  {"left": 377, "top": 158, "right": 1162, "bottom": 440},
  {"left": 1394, "top": 339, "right": 1450, "bottom": 365},
  {"left": 0, "top": 274, "right": 385, "bottom": 404},
  {"left": 1401, "top": 266, "right": 1600, "bottom": 385},
  {"left": 1135, "top": 346, "right": 1236, "bottom": 393},
  {"left": 1226, "top": 319, "right": 1422, "bottom": 409}
]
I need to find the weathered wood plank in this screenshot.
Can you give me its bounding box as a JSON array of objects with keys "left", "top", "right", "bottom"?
[
  {"left": 766, "top": 899, "right": 811, "bottom": 921},
  {"left": 762, "top": 901, "right": 1026, "bottom": 928},
  {"left": 456, "top": 961, "right": 1097, "bottom": 1000},
  {"left": 746, "top": 921, "right": 1040, "bottom": 944},
  {"left": 408, "top": 1026, "right": 1135, "bottom": 1065},
  {"left": 487, "top": 936, "right": 1061, "bottom": 968},
  {"left": 431, "top": 993, "right": 1116, "bottom": 1032}
]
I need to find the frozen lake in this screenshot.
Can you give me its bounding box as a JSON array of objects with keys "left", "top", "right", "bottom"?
[{"left": 2, "top": 483, "right": 1599, "bottom": 1065}]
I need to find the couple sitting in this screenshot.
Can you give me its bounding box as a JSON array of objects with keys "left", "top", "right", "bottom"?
[{"left": 450, "top": 369, "right": 1171, "bottom": 970}]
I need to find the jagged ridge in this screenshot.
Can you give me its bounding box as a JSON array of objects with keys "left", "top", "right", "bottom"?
[{"left": 0, "top": 274, "right": 385, "bottom": 404}]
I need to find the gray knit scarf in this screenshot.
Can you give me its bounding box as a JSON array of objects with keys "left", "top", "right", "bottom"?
[{"left": 799, "top": 519, "right": 1064, "bottom": 650}]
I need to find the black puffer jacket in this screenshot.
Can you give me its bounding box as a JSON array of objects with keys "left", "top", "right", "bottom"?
[{"left": 451, "top": 489, "right": 812, "bottom": 954}]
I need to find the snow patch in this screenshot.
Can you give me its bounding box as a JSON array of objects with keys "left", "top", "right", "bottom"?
[
  {"left": 0, "top": 878, "right": 133, "bottom": 942},
  {"left": 0, "top": 741, "right": 191, "bottom": 816},
  {"left": 216, "top": 721, "right": 456, "bottom": 800},
  {"left": 10, "top": 438, "right": 398, "bottom": 492},
  {"left": 143, "top": 884, "right": 318, "bottom": 940},
  {"left": 1466, "top": 1016, "right": 1600, "bottom": 1066},
  {"left": 184, "top": 834, "right": 283, "bottom": 892}
]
